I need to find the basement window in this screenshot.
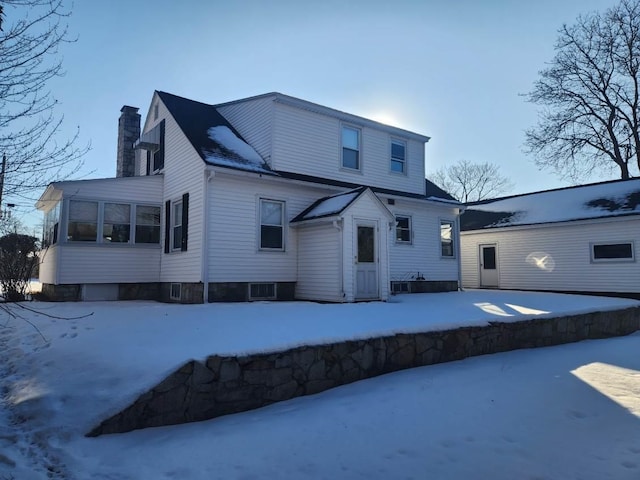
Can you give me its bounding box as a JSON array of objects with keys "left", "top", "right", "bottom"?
[
  {"left": 392, "top": 281, "right": 409, "bottom": 294},
  {"left": 249, "top": 283, "right": 276, "bottom": 300},
  {"left": 170, "top": 283, "right": 182, "bottom": 300}
]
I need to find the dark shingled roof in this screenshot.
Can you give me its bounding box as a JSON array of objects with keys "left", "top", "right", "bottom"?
[{"left": 156, "top": 91, "right": 273, "bottom": 174}]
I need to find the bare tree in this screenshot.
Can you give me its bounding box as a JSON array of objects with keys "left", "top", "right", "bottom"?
[
  {"left": 429, "top": 160, "right": 513, "bottom": 203},
  {"left": 525, "top": 0, "right": 640, "bottom": 182},
  {"left": 0, "top": 0, "right": 86, "bottom": 207}
]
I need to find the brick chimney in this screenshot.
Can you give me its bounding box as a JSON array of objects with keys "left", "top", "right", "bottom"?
[{"left": 117, "top": 106, "right": 141, "bottom": 177}]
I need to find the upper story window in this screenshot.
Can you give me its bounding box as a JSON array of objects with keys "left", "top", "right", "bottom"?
[
  {"left": 391, "top": 139, "right": 406, "bottom": 174},
  {"left": 260, "top": 199, "right": 285, "bottom": 250},
  {"left": 395, "top": 215, "right": 412, "bottom": 243},
  {"left": 342, "top": 126, "right": 360, "bottom": 170},
  {"left": 68, "top": 200, "right": 98, "bottom": 242},
  {"left": 440, "top": 220, "right": 455, "bottom": 258}
]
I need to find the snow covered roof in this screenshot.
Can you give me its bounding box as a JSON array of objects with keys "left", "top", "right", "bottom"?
[
  {"left": 461, "top": 178, "right": 640, "bottom": 231},
  {"left": 156, "top": 91, "right": 273, "bottom": 175},
  {"left": 291, "top": 187, "right": 366, "bottom": 222}
]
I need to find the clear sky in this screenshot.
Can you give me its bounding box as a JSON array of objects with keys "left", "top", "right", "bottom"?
[{"left": 8, "top": 0, "right": 621, "bottom": 226}]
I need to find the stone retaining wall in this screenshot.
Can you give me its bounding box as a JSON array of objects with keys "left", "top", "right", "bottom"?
[{"left": 88, "top": 307, "right": 640, "bottom": 436}]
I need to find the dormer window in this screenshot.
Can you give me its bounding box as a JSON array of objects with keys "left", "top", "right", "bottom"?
[
  {"left": 391, "top": 139, "right": 406, "bottom": 174},
  {"left": 342, "top": 126, "right": 360, "bottom": 170}
]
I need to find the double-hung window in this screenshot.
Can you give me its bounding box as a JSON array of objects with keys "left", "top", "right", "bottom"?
[
  {"left": 395, "top": 216, "right": 412, "bottom": 243},
  {"left": 67, "top": 200, "right": 98, "bottom": 242},
  {"left": 391, "top": 139, "right": 406, "bottom": 174},
  {"left": 260, "top": 199, "right": 285, "bottom": 250},
  {"left": 440, "top": 220, "right": 455, "bottom": 257},
  {"left": 342, "top": 126, "right": 360, "bottom": 170},
  {"left": 103, "top": 203, "right": 131, "bottom": 243},
  {"left": 172, "top": 200, "right": 183, "bottom": 251}
]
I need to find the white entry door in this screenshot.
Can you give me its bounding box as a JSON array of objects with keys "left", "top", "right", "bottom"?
[
  {"left": 355, "top": 223, "right": 379, "bottom": 299},
  {"left": 479, "top": 244, "right": 499, "bottom": 287}
]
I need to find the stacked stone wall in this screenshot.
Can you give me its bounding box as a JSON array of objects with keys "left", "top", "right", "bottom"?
[{"left": 88, "top": 307, "right": 640, "bottom": 436}]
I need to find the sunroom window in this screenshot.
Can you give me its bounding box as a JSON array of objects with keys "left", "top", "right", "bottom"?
[
  {"left": 67, "top": 200, "right": 98, "bottom": 242},
  {"left": 103, "top": 203, "right": 131, "bottom": 243},
  {"left": 135, "top": 205, "right": 161, "bottom": 243}
]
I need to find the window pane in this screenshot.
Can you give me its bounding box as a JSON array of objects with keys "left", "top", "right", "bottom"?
[
  {"left": 137, "top": 206, "right": 161, "bottom": 226},
  {"left": 391, "top": 141, "right": 405, "bottom": 159},
  {"left": 391, "top": 159, "right": 405, "bottom": 173},
  {"left": 396, "top": 216, "right": 411, "bottom": 242},
  {"left": 103, "top": 223, "right": 130, "bottom": 243},
  {"left": 483, "top": 247, "right": 496, "bottom": 269},
  {"left": 441, "top": 221, "right": 454, "bottom": 257},
  {"left": 342, "top": 127, "right": 359, "bottom": 150},
  {"left": 357, "top": 226, "right": 374, "bottom": 263},
  {"left": 69, "top": 200, "right": 98, "bottom": 222},
  {"left": 261, "top": 225, "right": 283, "bottom": 249},
  {"left": 173, "top": 225, "right": 182, "bottom": 249},
  {"left": 342, "top": 148, "right": 359, "bottom": 169},
  {"left": 67, "top": 222, "right": 97, "bottom": 242},
  {"left": 104, "top": 203, "right": 130, "bottom": 223},
  {"left": 136, "top": 225, "right": 160, "bottom": 244},
  {"left": 261, "top": 201, "right": 282, "bottom": 225},
  {"left": 593, "top": 243, "right": 632, "bottom": 259},
  {"left": 173, "top": 202, "right": 182, "bottom": 226}
]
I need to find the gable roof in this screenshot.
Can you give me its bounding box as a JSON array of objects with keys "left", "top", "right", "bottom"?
[
  {"left": 156, "top": 91, "right": 273, "bottom": 175},
  {"left": 461, "top": 178, "right": 640, "bottom": 231},
  {"left": 291, "top": 187, "right": 367, "bottom": 222}
]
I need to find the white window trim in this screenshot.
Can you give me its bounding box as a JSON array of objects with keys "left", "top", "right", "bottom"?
[
  {"left": 340, "top": 124, "right": 362, "bottom": 172},
  {"left": 590, "top": 241, "right": 635, "bottom": 263},
  {"left": 258, "top": 198, "right": 286, "bottom": 252},
  {"left": 439, "top": 218, "right": 456, "bottom": 259},
  {"left": 390, "top": 138, "right": 407, "bottom": 175},
  {"left": 394, "top": 214, "right": 412, "bottom": 244},
  {"left": 171, "top": 199, "right": 183, "bottom": 252}
]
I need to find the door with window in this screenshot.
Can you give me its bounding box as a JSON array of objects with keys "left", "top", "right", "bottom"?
[
  {"left": 355, "top": 222, "right": 379, "bottom": 299},
  {"left": 479, "top": 244, "right": 499, "bottom": 287}
]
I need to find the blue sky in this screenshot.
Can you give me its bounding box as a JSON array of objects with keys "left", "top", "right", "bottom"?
[{"left": 8, "top": 0, "right": 620, "bottom": 225}]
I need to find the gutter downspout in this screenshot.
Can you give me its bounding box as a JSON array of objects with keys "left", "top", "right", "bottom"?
[
  {"left": 202, "top": 169, "right": 215, "bottom": 303},
  {"left": 332, "top": 219, "right": 344, "bottom": 301},
  {"left": 456, "top": 206, "right": 465, "bottom": 291}
]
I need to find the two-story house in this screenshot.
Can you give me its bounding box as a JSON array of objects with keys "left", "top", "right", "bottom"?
[{"left": 36, "top": 91, "right": 462, "bottom": 303}]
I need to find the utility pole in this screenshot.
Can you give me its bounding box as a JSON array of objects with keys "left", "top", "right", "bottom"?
[{"left": 0, "top": 153, "right": 5, "bottom": 213}]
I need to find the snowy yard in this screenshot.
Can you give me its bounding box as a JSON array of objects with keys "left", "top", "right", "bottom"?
[{"left": 1, "top": 290, "right": 639, "bottom": 479}]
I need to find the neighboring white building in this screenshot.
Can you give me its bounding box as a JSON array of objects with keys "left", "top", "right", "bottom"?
[
  {"left": 460, "top": 179, "right": 640, "bottom": 298},
  {"left": 37, "top": 91, "right": 462, "bottom": 302}
]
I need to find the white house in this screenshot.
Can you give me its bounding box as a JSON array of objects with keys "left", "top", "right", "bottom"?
[
  {"left": 37, "top": 91, "right": 462, "bottom": 303},
  {"left": 460, "top": 179, "right": 640, "bottom": 298}
]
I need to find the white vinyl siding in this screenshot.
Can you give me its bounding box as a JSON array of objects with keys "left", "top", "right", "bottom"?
[
  {"left": 388, "top": 199, "right": 460, "bottom": 283},
  {"left": 296, "top": 225, "right": 342, "bottom": 301},
  {"left": 207, "top": 173, "right": 337, "bottom": 283},
  {"left": 271, "top": 103, "right": 426, "bottom": 195},
  {"left": 57, "top": 246, "right": 160, "bottom": 284},
  {"left": 38, "top": 245, "right": 58, "bottom": 284},
  {"left": 216, "top": 96, "right": 274, "bottom": 163},
  {"left": 147, "top": 93, "right": 205, "bottom": 283},
  {"left": 461, "top": 217, "right": 640, "bottom": 293}
]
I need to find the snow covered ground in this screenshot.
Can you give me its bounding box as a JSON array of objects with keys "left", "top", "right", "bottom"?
[{"left": 0, "top": 290, "right": 639, "bottom": 479}]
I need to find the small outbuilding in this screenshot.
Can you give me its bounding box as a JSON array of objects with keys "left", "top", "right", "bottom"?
[{"left": 460, "top": 178, "right": 640, "bottom": 298}]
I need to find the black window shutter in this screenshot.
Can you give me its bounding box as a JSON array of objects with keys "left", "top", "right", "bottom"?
[
  {"left": 164, "top": 200, "right": 171, "bottom": 253},
  {"left": 153, "top": 120, "right": 165, "bottom": 171},
  {"left": 146, "top": 151, "right": 151, "bottom": 175},
  {"left": 181, "top": 193, "right": 189, "bottom": 251}
]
